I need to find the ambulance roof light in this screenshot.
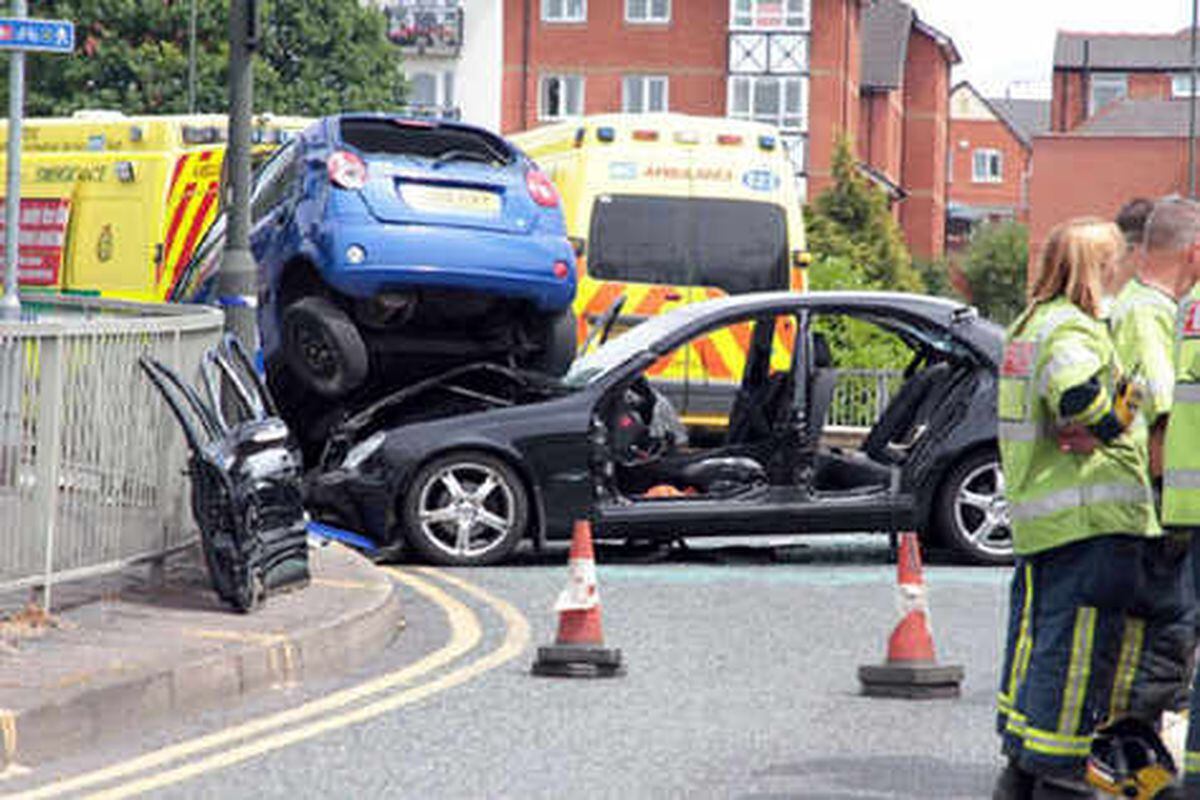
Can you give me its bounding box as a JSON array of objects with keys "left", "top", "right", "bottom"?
[
  {"left": 717, "top": 134, "right": 742, "bottom": 146},
  {"left": 675, "top": 131, "right": 700, "bottom": 144},
  {"left": 632, "top": 129, "right": 658, "bottom": 142},
  {"left": 596, "top": 127, "right": 615, "bottom": 143},
  {"left": 759, "top": 135, "right": 777, "bottom": 151},
  {"left": 72, "top": 110, "right": 127, "bottom": 121}
]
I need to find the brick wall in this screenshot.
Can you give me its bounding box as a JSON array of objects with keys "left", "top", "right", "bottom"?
[
  {"left": 947, "top": 118, "right": 1030, "bottom": 218},
  {"left": 501, "top": 0, "right": 728, "bottom": 134},
  {"left": 899, "top": 29, "right": 950, "bottom": 260}
]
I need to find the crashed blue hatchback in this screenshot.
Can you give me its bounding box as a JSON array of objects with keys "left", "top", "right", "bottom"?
[{"left": 248, "top": 114, "right": 577, "bottom": 453}]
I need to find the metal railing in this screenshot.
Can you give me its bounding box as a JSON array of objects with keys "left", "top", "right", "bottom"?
[
  {"left": 827, "top": 368, "right": 904, "bottom": 429},
  {"left": 0, "top": 295, "right": 223, "bottom": 610}
]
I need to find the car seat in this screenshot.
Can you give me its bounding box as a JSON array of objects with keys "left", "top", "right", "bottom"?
[
  {"left": 806, "top": 332, "right": 838, "bottom": 446},
  {"left": 862, "top": 362, "right": 954, "bottom": 464}
]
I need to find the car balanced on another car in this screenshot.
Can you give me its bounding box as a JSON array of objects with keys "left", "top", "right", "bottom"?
[
  {"left": 306, "top": 291, "right": 1012, "bottom": 567},
  {"left": 248, "top": 114, "right": 578, "bottom": 458}
]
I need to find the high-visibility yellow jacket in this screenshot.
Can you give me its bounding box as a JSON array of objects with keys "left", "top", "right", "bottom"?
[
  {"left": 1163, "top": 287, "right": 1200, "bottom": 525},
  {"left": 999, "top": 298, "right": 1159, "bottom": 555}
]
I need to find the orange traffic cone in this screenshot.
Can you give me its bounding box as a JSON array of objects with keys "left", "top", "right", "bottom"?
[
  {"left": 858, "top": 532, "right": 963, "bottom": 699},
  {"left": 531, "top": 520, "right": 624, "bottom": 678}
]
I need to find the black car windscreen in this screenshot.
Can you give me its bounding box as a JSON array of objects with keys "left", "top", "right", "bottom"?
[
  {"left": 587, "top": 195, "right": 789, "bottom": 294},
  {"left": 338, "top": 118, "right": 513, "bottom": 164}
]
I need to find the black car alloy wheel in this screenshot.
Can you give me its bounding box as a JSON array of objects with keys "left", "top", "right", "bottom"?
[
  {"left": 403, "top": 452, "right": 529, "bottom": 566},
  {"left": 935, "top": 448, "right": 1013, "bottom": 565}
]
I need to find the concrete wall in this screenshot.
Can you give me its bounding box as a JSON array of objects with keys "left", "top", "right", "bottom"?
[
  {"left": 500, "top": 0, "right": 728, "bottom": 134},
  {"left": 808, "top": 0, "right": 862, "bottom": 197}
]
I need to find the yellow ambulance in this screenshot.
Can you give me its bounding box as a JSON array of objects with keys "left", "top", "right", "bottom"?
[
  {"left": 0, "top": 111, "right": 308, "bottom": 302},
  {"left": 511, "top": 112, "right": 809, "bottom": 427}
]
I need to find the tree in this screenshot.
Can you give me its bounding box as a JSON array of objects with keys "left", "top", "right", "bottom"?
[
  {"left": 804, "top": 137, "right": 923, "bottom": 294},
  {"left": 804, "top": 138, "right": 922, "bottom": 369},
  {"left": 2, "top": 0, "right": 404, "bottom": 116},
  {"left": 961, "top": 220, "right": 1029, "bottom": 325}
]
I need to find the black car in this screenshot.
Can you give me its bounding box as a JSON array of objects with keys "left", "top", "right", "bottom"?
[{"left": 306, "top": 291, "right": 1010, "bottom": 566}]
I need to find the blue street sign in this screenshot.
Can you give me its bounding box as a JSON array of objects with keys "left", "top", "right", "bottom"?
[{"left": 0, "top": 18, "right": 74, "bottom": 54}]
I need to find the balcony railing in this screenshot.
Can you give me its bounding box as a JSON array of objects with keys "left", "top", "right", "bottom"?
[{"left": 386, "top": 5, "right": 463, "bottom": 56}]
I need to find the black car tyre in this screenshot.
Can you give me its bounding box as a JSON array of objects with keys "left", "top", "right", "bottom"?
[
  {"left": 933, "top": 448, "right": 1013, "bottom": 565},
  {"left": 528, "top": 310, "right": 577, "bottom": 377},
  {"left": 281, "top": 296, "right": 369, "bottom": 399},
  {"left": 402, "top": 452, "right": 529, "bottom": 566}
]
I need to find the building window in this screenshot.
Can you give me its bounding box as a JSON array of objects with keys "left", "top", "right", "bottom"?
[
  {"left": 623, "top": 75, "right": 669, "bottom": 113},
  {"left": 1173, "top": 72, "right": 1200, "bottom": 98},
  {"left": 972, "top": 149, "right": 1002, "bottom": 184},
  {"left": 540, "top": 75, "right": 584, "bottom": 120},
  {"left": 542, "top": 0, "right": 585, "bottom": 22},
  {"left": 728, "top": 75, "right": 806, "bottom": 131},
  {"left": 1089, "top": 73, "right": 1127, "bottom": 115},
  {"left": 730, "top": 0, "right": 809, "bottom": 30},
  {"left": 626, "top": 0, "right": 669, "bottom": 23}
]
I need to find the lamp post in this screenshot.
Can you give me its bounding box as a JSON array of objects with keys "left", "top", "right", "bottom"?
[
  {"left": 219, "top": 0, "right": 257, "bottom": 344},
  {"left": 0, "top": 0, "right": 26, "bottom": 321}
]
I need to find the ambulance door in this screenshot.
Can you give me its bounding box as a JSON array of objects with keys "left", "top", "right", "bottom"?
[{"left": 64, "top": 155, "right": 168, "bottom": 300}]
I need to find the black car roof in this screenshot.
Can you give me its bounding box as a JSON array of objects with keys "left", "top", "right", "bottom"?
[{"left": 653, "top": 291, "right": 1003, "bottom": 362}]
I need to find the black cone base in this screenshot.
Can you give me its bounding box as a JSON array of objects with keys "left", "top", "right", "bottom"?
[
  {"left": 532, "top": 643, "right": 625, "bottom": 679},
  {"left": 858, "top": 661, "right": 964, "bottom": 699}
]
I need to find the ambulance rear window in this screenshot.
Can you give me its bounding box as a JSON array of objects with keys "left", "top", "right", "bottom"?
[
  {"left": 338, "top": 118, "right": 513, "bottom": 165},
  {"left": 588, "top": 195, "right": 788, "bottom": 294}
]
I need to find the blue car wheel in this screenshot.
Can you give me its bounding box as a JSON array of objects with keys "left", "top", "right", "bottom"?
[{"left": 282, "top": 296, "right": 370, "bottom": 399}]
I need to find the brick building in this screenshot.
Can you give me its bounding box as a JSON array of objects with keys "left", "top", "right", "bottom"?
[
  {"left": 1051, "top": 30, "right": 1200, "bottom": 133},
  {"left": 856, "top": 0, "right": 959, "bottom": 260},
  {"left": 946, "top": 82, "right": 1049, "bottom": 250},
  {"left": 1028, "top": 29, "right": 1200, "bottom": 269},
  {"left": 382, "top": 0, "right": 958, "bottom": 261}
]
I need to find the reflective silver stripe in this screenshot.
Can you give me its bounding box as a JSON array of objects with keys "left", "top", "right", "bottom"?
[
  {"left": 1175, "top": 383, "right": 1200, "bottom": 404},
  {"left": 1039, "top": 346, "right": 1102, "bottom": 395},
  {"left": 1011, "top": 483, "right": 1152, "bottom": 522},
  {"left": 1164, "top": 470, "right": 1200, "bottom": 490},
  {"left": 999, "top": 421, "right": 1039, "bottom": 441}
]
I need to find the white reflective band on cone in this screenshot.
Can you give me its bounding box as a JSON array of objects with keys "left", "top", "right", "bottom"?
[
  {"left": 554, "top": 558, "right": 599, "bottom": 612},
  {"left": 1011, "top": 484, "right": 1152, "bottom": 522}
]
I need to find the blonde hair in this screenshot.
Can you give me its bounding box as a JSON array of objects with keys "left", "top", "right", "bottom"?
[{"left": 1025, "top": 217, "right": 1124, "bottom": 321}]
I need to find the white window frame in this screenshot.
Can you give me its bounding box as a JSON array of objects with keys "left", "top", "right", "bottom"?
[
  {"left": 972, "top": 148, "right": 1003, "bottom": 184},
  {"left": 539, "top": 74, "right": 585, "bottom": 121},
  {"left": 625, "top": 0, "right": 670, "bottom": 23},
  {"left": 1174, "top": 72, "right": 1200, "bottom": 98},
  {"left": 729, "top": 0, "right": 810, "bottom": 30},
  {"left": 622, "top": 75, "right": 669, "bottom": 113},
  {"left": 541, "top": 0, "right": 586, "bottom": 23},
  {"left": 1088, "top": 72, "right": 1127, "bottom": 116},
  {"left": 727, "top": 75, "right": 807, "bottom": 132}
]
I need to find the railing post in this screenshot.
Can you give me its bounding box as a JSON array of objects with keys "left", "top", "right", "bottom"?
[{"left": 34, "top": 332, "right": 63, "bottom": 613}]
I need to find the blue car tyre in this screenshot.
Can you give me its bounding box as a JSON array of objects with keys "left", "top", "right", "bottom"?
[
  {"left": 402, "top": 451, "right": 529, "bottom": 566},
  {"left": 530, "top": 309, "right": 578, "bottom": 377},
  {"left": 281, "top": 296, "right": 370, "bottom": 399}
]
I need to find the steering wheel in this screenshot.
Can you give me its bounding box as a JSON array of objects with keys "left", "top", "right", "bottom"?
[
  {"left": 611, "top": 377, "right": 671, "bottom": 466},
  {"left": 581, "top": 295, "right": 627, "bottom": 355}
]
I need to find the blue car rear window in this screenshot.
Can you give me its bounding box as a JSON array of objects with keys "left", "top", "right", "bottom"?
[{"left": 338, "top": 119, "right": 512, "bottom": 166}]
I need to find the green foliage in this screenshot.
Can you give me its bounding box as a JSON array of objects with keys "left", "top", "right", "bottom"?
[
  {"left": 961, "top": 220, "right": 1029, "bottom": 325},
  {"left": 913, "top": 257, "right": 959, "bottom": 300},
  {"left": 804, "top": 138, "right": 923, "bottom": 294},
  {"left": 804, "top": 138, "right": 920, "bottom": 371},
  {"left": 2, "top": 0, "right": 404, "bottom": 116}
]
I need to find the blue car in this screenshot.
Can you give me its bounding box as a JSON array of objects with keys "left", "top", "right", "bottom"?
[{"left": 248, "top": 114, "right": 577, "bottom": 448}]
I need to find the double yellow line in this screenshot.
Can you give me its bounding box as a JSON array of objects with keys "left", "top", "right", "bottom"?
[{"left": 9, "top": 567, "right": 530, "bottom": 800}]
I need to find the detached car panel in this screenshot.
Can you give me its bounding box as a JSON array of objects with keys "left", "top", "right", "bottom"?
[{"left": 306, "top": 292, "right": 1010, "bottom": 567}]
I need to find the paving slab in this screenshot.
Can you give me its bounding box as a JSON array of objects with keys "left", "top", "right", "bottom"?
[{"left": 0, "top": 539, "right": 402, "bottom": 769}]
